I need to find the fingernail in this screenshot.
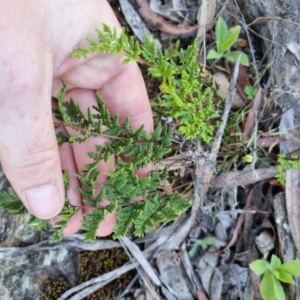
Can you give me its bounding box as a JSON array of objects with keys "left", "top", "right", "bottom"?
[{"left": 24, "top": 184, "right": 63, "bottom": 219}]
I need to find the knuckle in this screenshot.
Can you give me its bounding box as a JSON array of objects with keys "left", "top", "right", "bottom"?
[{"left": 6, "top": 147, "right": 59, "bottom": 181}]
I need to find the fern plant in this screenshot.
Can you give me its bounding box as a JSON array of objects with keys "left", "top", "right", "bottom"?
[
  {"left": 72, "top": 24, "right": 220, "bottom": 143},
  {"left": 276, "top": 154, "right": 300, "bottom": 184},
  {"left": 0, "top": 24, "right": 222, "bottom": 243},
  {"left": 0, "top": 83, "right": 191, "bottom": 242}
]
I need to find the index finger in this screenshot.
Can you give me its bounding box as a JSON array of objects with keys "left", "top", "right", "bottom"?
[{"left": 98, "top": 62, "right": 153, "bottom": 133}]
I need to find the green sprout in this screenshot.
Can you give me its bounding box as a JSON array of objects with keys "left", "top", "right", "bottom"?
[
  {"left": 249, "top": 254, "right": 300, "bottom": 300},
  {"left": 207, "top": 17, "right": 249, "bottom": 66},
  {"left": 188, "top": 237, "right": 215, "bottom": 257}
]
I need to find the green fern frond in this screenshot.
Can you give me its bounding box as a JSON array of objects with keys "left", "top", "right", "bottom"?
[
  {"left": 27, "top": 216, "right": 49, "bottom": 231},
  {"left": 133, "top": 192, "right": 191, "bottom": 237},
  {"left": 50, "top": 202, "right": 80, "bottom": 243},
  {"left": 0, "top": 189, "right": 27, "bottom": 215},
  {"left": 276, "top": 154, "right": 300, "bottom": 184},
  {"left": 113, "top": 205, "right": 141, "bottom": 239},
  {"left": 72, "top": 25, "right": 221, "bottom": 142},
  {"left": 0, "top": 25, "right": 215, "bottom": 243},
  {"left": 81, "top": 201, "right": 117, "bottom": 242}
]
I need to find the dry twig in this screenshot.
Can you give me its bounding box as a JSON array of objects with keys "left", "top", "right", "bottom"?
[{"left": 136, "top": 0, "right": 199, "bottom": 35}]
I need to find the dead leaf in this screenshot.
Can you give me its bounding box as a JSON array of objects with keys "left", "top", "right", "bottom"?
[
  {"left": 247, "top": 16, "right": 299, "bottom": 27},
  {"left": 196, "top": 0, "right": 216, "bottom": 45},
  {"left": 255, "top": 230, "right": 275, "bottom": 254},
  {"left": 237, "top": 38, "right": 248, "bottom": 48},
  {"left": 119, "top": 0, "right": 161, "bottom": 47},
  {"left": 213, "top": 72, "right": 245, "bottom": 109},
  {"left": 247, "top": 16, "right": 277, "bottom": 26},
  {"left": 243, "top": 87, "right": 262, "bottom": 139},
  {"left": 257, "top": 137, "right": 284, "bottom": 148},
  {"left": 136, "top": 0, "right": 199, "bottom": 35},
  {"left": 230, "top": 64, "right": 251, "bottom": 95},
  {"left": 156, "top": 251, "right": 194, "bottom": 300},
  {"left": 287, "top": 40, "right": 300, "bottom": 63},
  {"left": 209, "top": 268, "right": 223, "bottom": 300},
  {"left": 197, "top": 290, "right": 209, "bottom": 300}
]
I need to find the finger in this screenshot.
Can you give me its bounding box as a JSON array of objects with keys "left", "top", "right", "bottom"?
[
  {"left": 64, "top": 88, "right": 116, "bottom": 236},
  {"left": 99, "top": 63, "right": 154, "bottom": 178},
  {"left": 98, "top": 62, "right": 153, "bottom": 133},
  {"left": 0, "top": 54, "right": 65, "bottom": 219},
  {"left": 54, "top": 137, "right": 83, "bottom": 234}
]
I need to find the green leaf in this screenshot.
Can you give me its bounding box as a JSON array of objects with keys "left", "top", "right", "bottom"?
[
  {"left": 222, "top": 51, "right": 240, "bottom": 62},
  {"left": 142, "top": 34, "right": 157, "bottom": 63},
  {"left": 151, "top": 122, "right": 162, "bottom": 141},
  {"left": 222, "top": 51, "right": 249, "bottom": 66},
  {"left": 243, "top": 154, "right": 254, "bottom": 163},
  {"left": 219, "top": 37, "right": 237, "bottom": 53},
  {"left": 62, "top": 170, "right": 70, "bottom": 190},
  {"left": 244, "top": 85, "right": 258, "bottom": 100},
  {"left": 249, "top": 259, "right": 268, "bottom": 275},
  {"left": 188, "top": 237, "right": 215, "bottom": 257},
  {"left": 207, "top": 49, "right": 223, "bottom": 60},
  {"left": 215, "top": 17, "right": 228, "bottom": 52},
  {"left": 276, "top": 270, "right": 295, "bottom": 284},
  {"left": 278, "top": 260, "right": 300, "bottom": 276},
  {"left": 202, "top": 237, "right": 215, "bottom": 246},
  {"left": 27, "top": 216, "right": 49, "bottom": 231},
  {"left": 270, "top": 255, "right": 282, "bottom": 270},
  {"left": 227, "top": 25, "right": 241, "bottom": 45},
  {"left": 272, "top": 276, "right": 286, "bottom": 300},
  {"left": 272, "top": 269, "right": 280, "bottom": 279},
  {"left": 239, "top": 52, "right": 249, "bottom": 66},
  {"left": 260, "top": 271, "right": 276, "bottom": 300},
  {"left": 0, "top": 189, "right": 27, "bottom": 215}
]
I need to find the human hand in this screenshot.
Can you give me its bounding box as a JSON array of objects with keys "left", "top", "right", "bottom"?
[{"left": 0, "top": 0, "right": 153, "bottom": 236}]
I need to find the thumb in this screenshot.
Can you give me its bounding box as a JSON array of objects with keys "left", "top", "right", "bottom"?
[{"left": 0, "top": 64, "right": 65, "bottom": 220}]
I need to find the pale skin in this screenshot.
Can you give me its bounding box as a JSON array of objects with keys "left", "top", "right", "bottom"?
[{"left": 0, "top": 0, "right": 153, "bottom": 235}]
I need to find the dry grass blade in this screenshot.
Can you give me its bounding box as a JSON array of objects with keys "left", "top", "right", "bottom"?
[
  {"left": 120, "top": 236, "right": 161, "bottom": 286},
  {"left": 196, "top": 0, "right": 216, "bottom": 46},
  {"left": 243, "top": 87, "right": 262, "bottom": 139},
  {"left": 119, "top": 0, "right": 161, "bottom": 48},
  {"left": 181, "top": 242, "right": 204, "bottom": 294},
  {"left": 136, "top": 0, "right": 199, "bottom": 35}
]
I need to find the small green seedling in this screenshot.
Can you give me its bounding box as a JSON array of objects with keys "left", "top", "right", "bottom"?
[
  {"left": 207, "top": 17, "right": 249, "bottom": 66},
  {"left": 249, "top": 254, "right": 300, "bottom": 300},
  {"left": 243, "top": 154, "right": 254, "bottom": 163},
  {"left": 188, "top": 237, "right": 215, "bottom": 257},
  {"left": 244, "top": 85, "right": 258, "bottom": 100}
]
